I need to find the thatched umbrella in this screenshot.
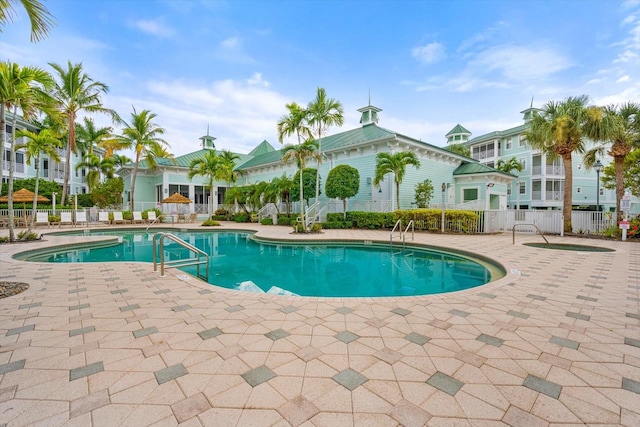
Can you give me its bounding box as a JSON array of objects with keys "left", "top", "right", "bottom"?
[
  {"left": 0, "top": 188, "right": 50, "bottom": 225},
  {"left": 161, "top": 192, "right": 191, "bottom": 216}
]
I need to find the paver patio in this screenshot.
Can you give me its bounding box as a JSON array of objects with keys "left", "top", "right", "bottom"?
[{"left": 0, "top": 222, "right": 638, "bottom": 426}]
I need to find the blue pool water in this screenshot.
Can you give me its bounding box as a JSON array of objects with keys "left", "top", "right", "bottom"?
[{"left": 18, "top": 230, "right": 499, "bottom": 297}]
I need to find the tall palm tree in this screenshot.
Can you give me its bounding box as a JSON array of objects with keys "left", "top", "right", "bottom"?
[
  {"left": 307, "top": 87, "right": 344, "bottom": 202},
  {"left": 281, "top": 139, "right": 320, "bottom": 224},
  {"left": 496, "top": 157, "right": 524, "bottom": 174},
  {"left": 115, "top": 107, "right": 172, "bottom": 211},
  {"left": 269, "top": 174, "right": 294, "bottom": 214},
  {"left": 0, "top": 0, "right": 55, "bottom": 42},
  {"left": 583, "top": 102, "right": 640, "bottom": 222},
  {"left": 15, "top": 128, "right": 61, "bottom": 231},
  {"left": 48, "top": 60, "right": 118, "bottom": 206},
  {"left": 0, "top": 61, "right": 53, "bottom": 241},
  {"left": 187, "top": 150, "right": 220, "bottom": 216},
  {"left": 526, "top": 95, "right": 607, "bottom": 232},
  {"left": 277, "top": 102, "right": 313, "bottom": 220},
  {"left": 373, "top": 151, "right": 421, "bottom": 210}
]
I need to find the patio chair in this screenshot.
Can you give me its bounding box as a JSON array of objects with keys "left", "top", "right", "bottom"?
[
  {"left": 75, "top": 211, "right": 89, "bottom": 227},
  {"left": 98, "top": 211, "right": 111, "bottom": 226},
  {"left": 112, "top": 211, "right": 129, "bottom": 225},
  {"left": 59, "top": 212, "right": 74, "bottom": 228},
  {"left": 35, "top": 212, "right": 50, "bottom": 228},
  {"left": 132, "top": 211, "right": 145, "bottom": 224},
  {"left": 147, "top": 211, "right": 158, "bottom": 224},
  {"left": 188, "top": 213, "right": 198, "bottom": 223}
]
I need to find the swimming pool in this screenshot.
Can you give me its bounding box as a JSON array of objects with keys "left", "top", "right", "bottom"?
[{"left": 17, "top": 230, "right": 502, "bottom": 297}]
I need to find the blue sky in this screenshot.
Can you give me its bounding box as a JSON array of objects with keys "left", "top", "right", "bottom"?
[{"left": 3, "top": 0, "right": 640, "bottom": 156}]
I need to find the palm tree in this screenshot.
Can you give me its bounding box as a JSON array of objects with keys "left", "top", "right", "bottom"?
[
  {"left": 269, "top": 174, "right": 294, "bottom": 214},
  {"left": 0, "top": 61, "right": 53, "bottom": 241},
  {"left": 187, "top": 150, "right": 220, "bottom": 216},
  {"left": 15, "top": 128, "right": 61, "bottom": 231},
  {"left": 74, "top": 153, "right": 114, "bottom": 192},
  {"left": 307, "top": 87, "right": 344, "bottom": 202},
  {"left": 48, "top": 60, "right": 119, "bottom": 206},
  {"left": 496, "top": 157, "right": 524, "bottom": 174},
  {"left": 526, "top": 95, "right": 607, "bottom": 232},
  {"left": 444, "top": 143, "right": 471, "bottom": 157},
  {"left": 373, "top": 151, "right": 421, "bottom": 210},
  {"left": 0, "top": 0, "right": 55, "bottom": 42},
  {"left": 281, "top": 139, "right": 320, "bottom": 225},
  {"left": 583, "top": 102, "right": 640, "bottom": 222},
  {"left": 75, "top": 117, "right": 112, "bottom": 156},
  {"left": 115, "top": 107, "right": 171, "bottom": 211},
  {"left": 277, "top": 102, "right": 314, "bottom": 220}
]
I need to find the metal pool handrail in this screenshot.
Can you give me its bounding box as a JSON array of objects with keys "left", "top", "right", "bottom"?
[
  {"left": 152, "top": 232, "right": 209, "bottom": 282},
  {"left": 403, "top": 220, "right": 415, "bottom": 247},
  {"left": 390, "top": 219, "right": 402, "bottom": 245},
  {"left": 512, "top": 223, "right": 550, "bottom": 246}
]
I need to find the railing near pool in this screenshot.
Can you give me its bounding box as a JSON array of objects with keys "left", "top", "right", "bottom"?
[{"left": 152, "top": 232, "right": 209, "bottom": 282}]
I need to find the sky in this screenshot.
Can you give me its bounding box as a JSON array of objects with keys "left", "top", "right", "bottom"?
[{"left": 2, "top": 0, "right": 640, "bottom": 157}]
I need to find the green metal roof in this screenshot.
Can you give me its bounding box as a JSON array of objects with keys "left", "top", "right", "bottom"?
[
  {"left": 135, "top": 149, "right": 252, "bottom": 170},
  {"left": 453, "top": 162, "right": 515, "bottom": 177},
  {"left": 445, "top": 124, "right": 471, "bottom": 137},
  {"left": 466, "top": 123, "right": 528, "bottom": 145},
  {"left": 247, "top": 140, "right": 276, "bottom": 156}
]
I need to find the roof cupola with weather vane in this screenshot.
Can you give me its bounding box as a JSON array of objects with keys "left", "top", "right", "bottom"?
[{"left": 199, "top": 125, "right": 216, "bottom": 150}]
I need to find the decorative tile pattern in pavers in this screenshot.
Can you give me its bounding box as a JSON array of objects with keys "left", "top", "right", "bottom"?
[
  {"left": 133, "top": 326, "right": 158, "bottom": 338},
  {"left": 335, "top": 330, "right": 360, "bottom": 344},
  {"left": 391, "top": 307, "right": 411, "bottom": 316},
  {"left": 0, "top": 224, "right": 638, "bottom": 425},
  {"left": 280, "top": 305, "right": 298, "bottom": 314},
  {"left": 198, "top": 327, "right": 223, "bottom": 340},
  {"left": 335, "top": 306, "right": 353, "bottom": 314},
  {"left": 242, "top": 365, "right": 276, "bottom": 387},
  {"left": 119, "top": 304, "right": 140, "bottom": 312},
  {"left": 332, "top": 368, "right": 368, "bottom": 391},
  {"left": 0, "top": 360, "right": 26, "bottom": 375},
  {"left": 68, "top": 287, "right": 86, "bottom": 293},
  {"left": 405, "top": 332, "right": 431, "bottom": 346},
  {"left": 225, "top": 305, "right": 244, "bottom": 312},
  {"left": 449, "top": 309, "right": 470, "bottom": 317},
  {"left": 5, "top": 324, "right": 34, "bottom": 336},
  {"left": 265, "top": 329, "right": 290, "bottom": 341},
  {"left": 155, "top": 363, "right": 188, "bottom": 384},
  {"left": 18, "top": 302, "right": 41, "bottom": 309},
  {"left": 426, "top": 371, "right": 464, "bottom": 396},
  {"left": 523, "top": 374, "right": 562, "bottom": 399},
  {"left": 69, "top": 326, "right": 95, "bottom": 337},
  {"left": 550, "top": 335, "right": 580, "bottom": 350},
  {"left": 172, "top": 304, "right": 191, "bottom": 312},
  {"left": 69, "top": 362, "right": 104, "bottom": 381},
  {"left": 476, "top": 333, "right": 505, "bottom": 347}
]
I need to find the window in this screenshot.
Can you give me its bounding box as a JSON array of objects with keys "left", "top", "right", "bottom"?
[
  {"left": 507, "top": 186, "right": 512, "bottom": 196},
  {"left": 599, "top": 188, "right": 604, "bottom": 196},
  {"left": 519, "top": 134, "right": 527, "bottom": 147},
  {"left": 519, "top": 157, "right": 526, "bottom": 171},
  {"left": 519, "top": 181, "right": 526, "bottom": 194},
  {"left": 505, "top": 138, "right": 512, "bottom": 150},
  {"left": 463, "top": 188, "right": 478, "bottom": 201}
]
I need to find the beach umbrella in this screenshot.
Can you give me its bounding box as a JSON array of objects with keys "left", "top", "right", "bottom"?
[
  {"left": 0, "top": 188, "right": 50, "bottom": 207},
  {"left": 161, "top": 192, "right": 191, "bottom": 214}
]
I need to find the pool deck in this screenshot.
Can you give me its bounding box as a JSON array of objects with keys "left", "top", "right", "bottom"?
[{"left": 0, "top": 222, "right": 639, "bottom": 426}]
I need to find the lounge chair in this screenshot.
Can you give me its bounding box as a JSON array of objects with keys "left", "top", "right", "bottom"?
[
  {"left": 188, "top": 213, "right": 198, "bottom": 223},
  {"left": 59, "top": 212, "right": 74, "bottom": 228},
  {"left": 112, "top": 211, "right": 129, "bottom": 225},
  {"left": 75, "top": 211, "right": 88, "bottom": 227},
  {"left": 98, "top": 212, "right": 110, "bottom": 226},
  {"left": 35, "top": 212, "right": 50, "bottom": 228},
  {"left": 147, "top": 211, "right": 158, "bottom": 224},
  {"left": 132, "top": 211, "right": 145, "bottom": 224}
]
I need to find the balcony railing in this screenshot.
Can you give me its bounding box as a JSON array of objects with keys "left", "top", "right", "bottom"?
[
  {"left": 532, "top": 190, "right": 563, "bottom": 201},
  {"left": 532, "top": 165, "right": 564, "bottom": 175}
]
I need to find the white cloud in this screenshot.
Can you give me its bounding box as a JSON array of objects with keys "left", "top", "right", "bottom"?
[
  {"left": 411, "top": 42, "right": 445, "bottom": 64},
  {"left": 470, "top": 44, "right": 572, "bottom": 81},
  {"left": 617, "top": 75, "right": 631, "bottom": 82},
  {"left": 220, "top": 37, "right": 240, "bottom": 50},
  {"left": 133, "top": 18, "right": 176, "bottom": 38},
  {"left": 246, "top": 72, "right": 270, "bottom": 87}
]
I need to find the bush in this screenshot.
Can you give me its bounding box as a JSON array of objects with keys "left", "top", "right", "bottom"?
[
  {"left": 394, "top": 209, "right": 479, "bottom": 233},
  {"left": 278, "top": 216, "right": 292, "bottom": 226},
  {"left": 142, "top": 208, "right": 162, "bottom": 220},
  {"left": 322, "top": 221, "right": 351, "bottom": 229},
  {"left": 260, "top": 217, "right": 273, "bottom": 225},
  {"left": 202, "top": 219, "right": 221, "bottom": 226},
  {"left": 48, "top": 215, "right": 61, "bottom": 223},
  {"left": 122, "top": 210, "right": 133, "bottom": 221},
  {"left": 310, "top": 223, "right": 322, "bottom": 233},
  {"left": 234, "top": 214, "right": 248, "bottom": 223},
  {"left": 211, "top": 215, "right": 227, "bottom": 221},
  {"left": 17, "top": 231, "right": 39, "bottom": 241},
  {"left": 349, "top": 211, "right": 396, "bottom": 229},
  {"left": 215, "top": 208, "right": 229, "bottom": 216},
  {"left": 326, "top": 213, "right": 344, "bottom": 222}
]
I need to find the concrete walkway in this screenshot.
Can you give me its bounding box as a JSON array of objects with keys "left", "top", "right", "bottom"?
[{"left": 0, "top": 223, "right": 639, "bottom": 426}]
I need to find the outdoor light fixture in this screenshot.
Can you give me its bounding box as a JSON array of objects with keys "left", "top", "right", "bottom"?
[
  {"left": 487, "top": 182, "right": 495, "bottom": 188},
  {"left": 441, "top": 183, "right": 446, "bottom": 233}
]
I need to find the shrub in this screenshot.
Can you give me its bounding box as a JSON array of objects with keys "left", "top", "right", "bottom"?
[
  {"left": 0, "top": 236, "right": 8, "bottom": 243},
  {"left": 17, "top": 231, "right": 39, "bottom": 241},
  {"left": 215, "top": 208, "right": 229, "bottom": 216},
  {"left": 349, "top": 211, "right": 396, "bottom": 229},
  {"left": 234, "top": 214, "right": 248, "bottom": 223},
  {"left": 48, "top": 215, "right": 61, "bottom": 223},
  {"left": 310, "top": 223, "right": 323, "bottom": 233},
  {"left": 122, "top": 210, "right": 133, "bottom": 221},
  {"left": 326, "top": 213, "right": 344, "bottom": 222},
  {"left": 202, "top": 219, "right": 221, "bottom": 226},
  {"left": 322, "top": 221, "right": 351, "bottom": 229},
  {"left": 394, "top": 209, "right": 479, "bottom": 233},
  {"left": 278, "top": 216, "right": 292, "bottom": 226},
  {"left": 261, "top": 217, "right": 273, "bottom": 225},
  {"left": 211, "top": 215, "right": 226, "bottom": 221},
  {"left": 142, "top": 208, "right": 162, "bottom": 220}
]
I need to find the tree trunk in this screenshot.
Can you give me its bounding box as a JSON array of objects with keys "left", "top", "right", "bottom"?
[
  {"left": 27, "top": 156, "right": 40, "bottom": 233},
  {"left": 0, "top": 104, "right": 5, "bottom": 197},
  {"left": 7, "top": 110, "right": 18, "bottom": 241},
  {"left": 61, "top": 141, "right": 71, "bottom": 207},
  {"left": 396, "top": 180, "right": 401, "bottom": 211},
  {"left": 614, "top": 155, "right": 624, "bottom": 223},
  {"left": 130, "top": 153, "right": 140, "bottom": 212},
  {"left": 562, "top": 155, "right": 573, "bottom": 233}
]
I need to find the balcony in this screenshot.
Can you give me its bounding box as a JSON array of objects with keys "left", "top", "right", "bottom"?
[
  {"left": 532, "top": 190, "right": 563, "bottom": 201},
  {"left": 532, "top": 164, "right": 564, "bottom": 176}
]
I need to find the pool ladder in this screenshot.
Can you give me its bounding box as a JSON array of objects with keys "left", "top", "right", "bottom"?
[
  {"left": 390, "top": 220, "right": 415, "bottom": 248},
  {"left": 152, "top": 232, "right": 209, "bottom": 282},
  {"left": 512, "top": 223, "right": 550, "bottom": 246}
]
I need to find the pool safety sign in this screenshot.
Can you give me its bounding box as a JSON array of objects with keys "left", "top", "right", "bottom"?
[{"left": 619, "top": 220, "right": 630, "bottom": 230}]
